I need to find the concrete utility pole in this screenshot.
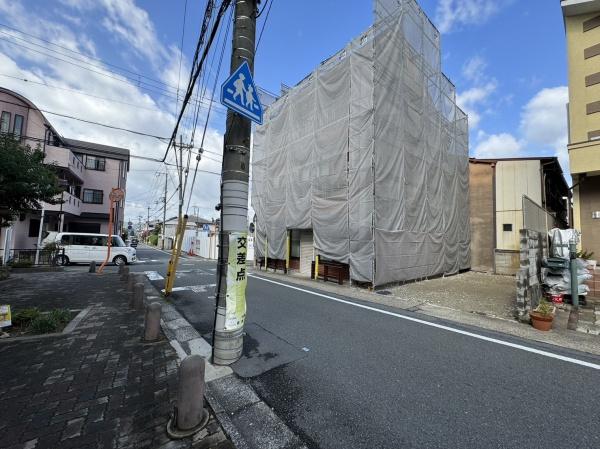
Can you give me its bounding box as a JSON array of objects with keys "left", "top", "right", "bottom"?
[
  {"left": 147, "top": 206, "right": 151, "bottom": 242},
  {"left": 162, "top": 171, "right": 168, "bottom": 250},
  {"left": 212, "top": 0, "right": 258, "bottom": 365}
]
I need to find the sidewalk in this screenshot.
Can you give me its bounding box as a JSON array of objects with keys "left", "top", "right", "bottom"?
[{"left": 0, "top": 271, "right": 232, "bottom": 449}]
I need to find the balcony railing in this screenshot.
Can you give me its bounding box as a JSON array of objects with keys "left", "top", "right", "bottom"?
[
  {"left": 44, "top": 191, "right": 81, "bottom": 216},
  {"left": 44, "top": 145, "right": 85, "bottom": 181}
]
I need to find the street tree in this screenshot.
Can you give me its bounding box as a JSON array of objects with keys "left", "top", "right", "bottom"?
[{"left": 0, "top": 135, "right": 63, "bottom": 227}]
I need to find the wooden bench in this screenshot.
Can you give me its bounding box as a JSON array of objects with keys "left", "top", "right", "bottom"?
[
  {"left": 256, "top": 257, "right": 287, "bottom": 273},
  {"left": 311, "top": 260, "right": 349, "bottom": 285}
]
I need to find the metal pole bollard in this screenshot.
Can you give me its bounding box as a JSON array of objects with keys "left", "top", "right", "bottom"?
[
  {"left": 166, "top": 355, "right": 208, "bottom": 439},
  {"left": 129, "top": 282, "right": 144, "bottom": 310},
  {"left": 120, "top": 266, "right": 129, "bottom": 282},
  {"left": 88, "top": 260, "right": 96, "bottom": 273},
  {"left": 143, "top": 302, "right": 162, "bottom": 342}
]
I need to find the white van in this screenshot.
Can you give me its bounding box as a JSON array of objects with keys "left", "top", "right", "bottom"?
[{"left": 53, "top": 232, "right": 136, "bottom": 266}]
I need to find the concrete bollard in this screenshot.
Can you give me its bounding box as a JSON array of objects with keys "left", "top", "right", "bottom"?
[
  {"left": 143, "top": 302, "right": 162, "bottom": 342},
  {"left": 88, "top": 260, "right": 96, "bottom": 273},
  {"left": 120, "top": 266, "right": 129, "bottom": 282},
  {"left": 166, "top": 355, "right": 209, "bottom": 439},
  {"left": 129, "top": 282, "right": 144, "bottom": 310},
  {"left": 127, "top": 273, "right": 138, "bottom": 293}
]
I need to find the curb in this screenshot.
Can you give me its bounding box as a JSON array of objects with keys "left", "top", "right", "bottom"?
[
  {"left": 0, "top": 305, "right": 93, "bottom": 343},
  {"left": 141, "top": 275, "right": 307, "bottom": 449}
]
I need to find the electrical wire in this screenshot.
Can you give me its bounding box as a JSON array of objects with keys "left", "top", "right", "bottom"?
[
  {"left": 161, "top": 0, "right": 233, "bottom": 163},
  {"left": 0, "top": 22, "right": 179, "bottom": 92},
  {"left": 185, "top": 7, "right": 232, "bottom": 214},
  {"left": 256, "top": 0, "right": 275, "bottom": 50},
  {"left": 175, "top": 0, "right": 189, "bottom": 113}
]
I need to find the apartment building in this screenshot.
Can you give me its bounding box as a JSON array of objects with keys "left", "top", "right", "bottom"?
[
  {"left": 0, "top": 87, "right": 129, "bottom": 255},
  {"left": 562, "top": 0, "right": 600, "bottom": 258},
  {"left": 469, "top": 157, "right": 570, "bottom": 274}
]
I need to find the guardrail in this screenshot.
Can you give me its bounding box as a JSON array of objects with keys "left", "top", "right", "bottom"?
[{"left": 0, "top": 248, "right": 64, "bottom": 266}]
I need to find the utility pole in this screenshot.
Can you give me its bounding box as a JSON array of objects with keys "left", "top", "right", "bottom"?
[
  {"left": 147, "top": 206, "right": 151, "bottom": 243},
  {"left": 212, "top": 0, "right": 258, "bottom": 365},
  {"left": 162, "top": 171, "right": 168, "bottom": 250}
]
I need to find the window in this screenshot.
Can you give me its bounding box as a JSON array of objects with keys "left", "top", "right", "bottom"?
[
  {"left": 71, "top": 235, "right": 96, "bottom": 245},
  {"left": 83, "top": 189, "right": 104, "bottom": 204},
  {"left": 503, "top": 224, "right": 513, "bottom": 232},
  {"left": 13, "top": 114, "right": 23, "bottom": 139},
  {"left": 28, "top": 219, "right": 40, "bottom": 237},
  {"left": 84, "top": 155, "right": 106, "bottom": 171},
  {"left": 0, "top": 111, "right": 10, "bottom": 133}
]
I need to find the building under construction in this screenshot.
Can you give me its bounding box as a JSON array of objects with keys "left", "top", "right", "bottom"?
[{"left": 251, "top": 0, "right": 470, "bottom": 286}]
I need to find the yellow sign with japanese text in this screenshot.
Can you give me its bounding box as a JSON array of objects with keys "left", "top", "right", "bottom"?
[
  {"left": 225, "top": 232, "right": 247, "bottom": 330},
  {"left": 0, "top": 305, "right": 11, "bottom": 328}
]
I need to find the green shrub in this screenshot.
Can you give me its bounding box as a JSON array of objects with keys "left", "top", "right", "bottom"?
[
  {"left": 48, "top": 309, "right": 71, "bottom": 325},
  {"left": 12, "top": 307, "right": 40, "bottom": 327},
  {"left": 0, "top": 267, "right": 9, "bottom": 280},
  {"left": 148, "top": 234, "right": 158, "bottom": 246},
  {"left": 9, "top": 260, "right": 33, "bottom": 268},
  {"left": 30, "top": 315, "right": 58, "bottom": 334}
]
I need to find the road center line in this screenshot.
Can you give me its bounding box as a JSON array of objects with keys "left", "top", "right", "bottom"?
[{"left": 249, "top": 274, "right": 600, "bottom": 371}]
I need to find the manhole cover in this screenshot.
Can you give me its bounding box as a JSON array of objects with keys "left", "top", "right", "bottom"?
[{"left": 376, "top": 290, "right": 392, "bottom": 296}]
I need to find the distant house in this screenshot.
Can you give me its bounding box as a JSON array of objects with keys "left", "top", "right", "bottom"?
[
  {"left": 0, "top": 87, "right": 129, "bottom": 260},
  {"left": 469, "top": 157, "right": 570, "bottom": 275},
  {"left": 161, "top": 215, "right": 215, "bottom": 250}
]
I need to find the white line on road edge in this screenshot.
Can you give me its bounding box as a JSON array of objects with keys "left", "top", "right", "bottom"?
[
  {"left": 144, "top": 271, "right": 164, "bottom": 281},
  {"left": 159, "top": 284, "right": 216, "bottom": 293},
  {"left": 249, "top": 274, "right": 600, "bottom": 371}
]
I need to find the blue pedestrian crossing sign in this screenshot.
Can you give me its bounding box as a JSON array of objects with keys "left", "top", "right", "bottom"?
[{"left": 220, "top": 61, "right": 263, "bottom": 125}]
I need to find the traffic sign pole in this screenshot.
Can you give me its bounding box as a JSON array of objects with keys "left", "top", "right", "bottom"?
[{"left": 212, "top": 0, "right": 258, "bottom": 366}]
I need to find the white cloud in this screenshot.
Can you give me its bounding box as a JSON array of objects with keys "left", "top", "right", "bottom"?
[
  {"left": 462, "top": 55, "right": 487, "bottom": 82},
  {"left": 0, "top": 0, "right": 225, "bottom": 223},
  {"left": 520, "top": 86, "right": 569, "bottom": 172},
  {"left": 473, "top": 132, "right": 523, "bottom": 158},
  {"left": 472, "top": 85, "right": 570, "bottom": 174},
  {"left": 456, "top": 80, "right": 496, "bottom": 129},
  {"left": 435, "top": 0, "right": 507, "bottom": 33}
]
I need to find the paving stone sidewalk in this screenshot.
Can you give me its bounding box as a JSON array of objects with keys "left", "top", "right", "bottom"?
[{"left": 0, "top": 271, "right": 233, "bottom": 449}]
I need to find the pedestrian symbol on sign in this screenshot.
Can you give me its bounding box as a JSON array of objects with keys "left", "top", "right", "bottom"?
[{"left": 221, "top": 61, "right": 263, "bottom": 124}]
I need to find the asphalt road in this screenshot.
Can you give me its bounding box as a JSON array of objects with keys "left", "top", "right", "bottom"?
[{"left": 134, "top": 245, "right": 600, "bottom": 449}]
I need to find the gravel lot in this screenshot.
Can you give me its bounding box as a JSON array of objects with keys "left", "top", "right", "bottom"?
[{"left": 390, "top": 271, "right": 517, "bottom": 319}]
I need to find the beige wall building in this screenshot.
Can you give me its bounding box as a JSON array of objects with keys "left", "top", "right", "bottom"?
[
  {"left": 0, "top": 87, "right": 129, "bottom": 259},
  {"left": 469, "top": 158, "right": 569, "bottom": 275},
  {"left": 562, "top": 0, "right": 600, "bottom": 258}
]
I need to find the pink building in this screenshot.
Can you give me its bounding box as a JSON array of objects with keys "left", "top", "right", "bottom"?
[{"left": 0, "top": 87, "right": 129, "bottom": 257}]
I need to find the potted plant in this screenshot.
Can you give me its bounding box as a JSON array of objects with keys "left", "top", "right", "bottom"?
[{"left": 530, "top": 299, "right": 554, "bottom": 331}]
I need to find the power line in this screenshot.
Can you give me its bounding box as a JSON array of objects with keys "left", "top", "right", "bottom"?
[
  {"left": 0, "top": 33, "right": 227, "bottom": 114},
  {"left": 0, "top": 73, "right": 165, "bottom": 113},
  {"left": 0, "top": 21, "right": 178, "bottom": 91},
  {"left": 256, "top": 0, "right": 275, "bottom": 50},
  {"left": 161, "top": 0, "right": 233, "bottom": 163},
  {"left": 175, "top": 0, "right": 189, "bottom": 114},
  {"left": 185, "top": 9, "right": 231, "bottom": 214}
]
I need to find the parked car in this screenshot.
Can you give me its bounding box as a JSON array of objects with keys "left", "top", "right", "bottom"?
[
  {"left": 129, "top": 237, "right": 139, "bottom": 248},
  {"left": 52, "top": 232, "right": 136, "bottom": 266}
]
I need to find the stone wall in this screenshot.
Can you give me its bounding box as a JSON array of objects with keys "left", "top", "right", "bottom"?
[{"left": 515, "top": 229, "right": 548, "bottom": 321}]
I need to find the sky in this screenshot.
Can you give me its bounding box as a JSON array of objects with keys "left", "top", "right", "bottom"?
[{"left": 0, "top": 0, "right": 571, "bottom": 225}]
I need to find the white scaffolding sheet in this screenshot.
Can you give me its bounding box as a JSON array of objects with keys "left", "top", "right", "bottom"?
[{"left": 252, "top": 0, "right": 470, "bottom": 285}]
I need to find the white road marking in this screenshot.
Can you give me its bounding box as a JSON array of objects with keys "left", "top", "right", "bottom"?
[
  {"left": 249, "top": 274, "right": 600, "bottom": 371},
  {"left": 160, "top": 284, "right": 216, "bottom": 294},
  {"left": 144, "top": 271, "right": 164, "bottom": 281}
]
